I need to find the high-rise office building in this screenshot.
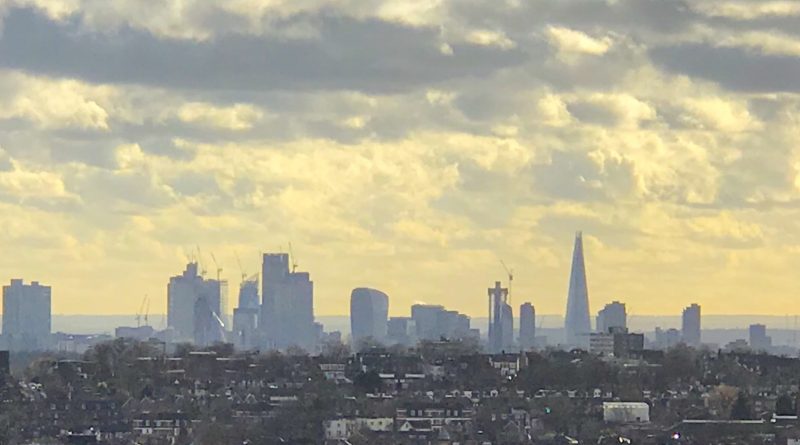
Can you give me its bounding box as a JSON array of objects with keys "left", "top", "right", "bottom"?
[
  {"left": 387, "top": 317, "right": 416, "bottom": 346},
  {"left": 238, "top": 277, "right": 259, "bottom": 309},
  {"left": 233, "top": 277, "right": 260, "bottom": 350},
  {"left": 260, "top": 253, "right": 316, "bottom": 351},
  {"left": 411, "top": 304, "right": 445, "bottom": 341},
  {"left": 597, "top": 301, "right": 627, "bottom": 334},
  {"left": 167, "top": 262, "right": 228, "bottom": 345},
  {"left": 2, "top": 280, "right": 51, "bottom": 351},
  {"left": 653, "top": 327, "right": 681, "bottom": 349},
  {"left": 350, "top": 288, "right": 389, "bottom": 347},
  {"left": 565, "top": 232, "right": 591, "bottom": 349},
  {"left": 681, "top": 303, "right": 701, "bottom": 347},
  {"left": 488, "top": 281, "right": 513, "bottom": 353},
  {"left": 749, "top": 324, "right": 771, "bottom": 351},
  {"left": 654, "top": 327, "right": 682, "bottom": 349},
  {"left": 410, "top": 304, "right": 471, "bottom": 342},
  {"left": 519, "top": 302, "right": 536, "bottom": 351}
]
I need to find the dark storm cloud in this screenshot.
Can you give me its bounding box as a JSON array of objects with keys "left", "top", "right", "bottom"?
[
  {"left": 0, "top": 7, "right": 525, "bottom": 94},
  {"left": 651, "top": 43, "right": 800, "bottom": 92}
]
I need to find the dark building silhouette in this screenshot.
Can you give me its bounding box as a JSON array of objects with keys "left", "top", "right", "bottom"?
[
  {"left": 411, "top": 304, "right": 471, "bottom": 342},
  {"left": 350, "top": 288, "right": 389, "bottom": 347},
  {"left": 682, "top": 303, "right": 701, "bottom": 346},
  {"left": 167, "top": 263, "right": 228, "bottom": 344},
  {"left": 565, "top": 232, "right": 591, "bottom": 349},
  {"left": 2, "top": 279, "right": 51, "bottom": 351},
  {"left": 488, "top": 281, "right": 513, "bottom": 353},
  {"left": 749, "top": 323, "right": 771, "bottom": 351},
  {"left": 519, "top": 302, "right": 536, "bottom": 351},
  {"left": 597, "top": 301, "right": 627, "bottom": 333},
  {"left": 233, "top": 277, "right": 260, "bottom": 350},
  {"left": 260, "top": 253, "right": 315, "bottom": 351}
]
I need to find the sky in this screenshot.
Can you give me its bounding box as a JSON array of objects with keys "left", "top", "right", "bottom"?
[{"left": 1, "top": 0, "right": 800, "bottom": 318}]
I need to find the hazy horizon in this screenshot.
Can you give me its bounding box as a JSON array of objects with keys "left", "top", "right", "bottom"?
[{"left": 44, "top": 313, "right": 800, "bottom": 332}]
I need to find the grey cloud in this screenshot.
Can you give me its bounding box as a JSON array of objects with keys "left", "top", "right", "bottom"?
[
  {"left": 450, "top": 0, "right": 696, "bottom": 40},
  {"left": 0, "top": 7, "right": 525, "bottom": 94},
  {"left": 651, "top": 43, "right": 800, "bottom": 92}
]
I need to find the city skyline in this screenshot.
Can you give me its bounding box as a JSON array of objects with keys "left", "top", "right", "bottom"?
[{"left": 4, "top": 2, "right": 800, "bottom": 317}]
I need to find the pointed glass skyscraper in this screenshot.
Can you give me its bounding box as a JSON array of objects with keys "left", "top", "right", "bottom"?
[{"left": 564, "top": 231, "right": 591, "bottom": 348}]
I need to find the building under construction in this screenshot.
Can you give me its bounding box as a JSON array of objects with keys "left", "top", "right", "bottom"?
[
  {"left": 167, "top": 262, "right": 228, "bottom": 346},
  {"left": 488, "top": 281, "right": 514, "bottom": 353}
]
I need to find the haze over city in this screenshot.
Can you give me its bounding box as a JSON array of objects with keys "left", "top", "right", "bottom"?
[{"left": 2, "top": 0, "right": 800, "bottom": 318}]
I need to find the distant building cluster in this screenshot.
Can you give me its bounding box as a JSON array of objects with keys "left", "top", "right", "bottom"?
[
  {"left": 167, "top": 262, "right": 228, "bottom": 346},
  {"left": 2, "top": 231, "right": 787, "bottom": 356}
]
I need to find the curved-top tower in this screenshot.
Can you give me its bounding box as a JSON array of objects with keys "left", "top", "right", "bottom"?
[{"left": 564, "top": 231, "right": 591, "bottom": 349}]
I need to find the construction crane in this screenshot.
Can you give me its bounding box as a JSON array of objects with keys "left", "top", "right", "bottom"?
[
  {"left": 234, "top": 251, "right": 247, "bottom": 283},
  {"left": 144, "top": 297, "right": 150, "bottom": 327},
  {"left": 501, "top": 260, "right": 514, "bottom": 303},
  {"left": 210, "top": 252, "right": 223, "bottom": 281},
  {"left": 135, "top": 295, "right": 148, "bottom": 328},
  {"left": 288, "top": 242, "right": 299, "bottom": 273},
  {"left": 196, "top": 245, "right": 207, "bottom": 276}
]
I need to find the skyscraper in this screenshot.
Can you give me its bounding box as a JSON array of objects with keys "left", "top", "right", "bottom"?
[
  {"left": 260, "top": 253, "right": 316, "bottom": 351},
  {"left": 410, "top": 304, "right": 471, "bottom": 342},
  {"left": 387, "top": 317, "right": 416, "bottom": 346},
  {"left": 2, "top": 280, "right": 51, "bottom": 351},
  {"left": 596, "top": 301, "right": 627, "bottom": 334},
  {"left": 350, "top": 288, "right": 389, "bottom": 347},
  {"left": 749, "top": 324, "right": 771, "bottom": 351},
  {"left": 167, "top": 262, "right": 228, "bottom": 345},
  {"left": 519, "top": 302, "right": 536, "bottom": 351},
  {"left": 411, "top": 304, "right": 446, "bottom": 341},
  {"left": 564, "top": 232, "right": 591, "bottom": 349},
  {"left": 233, "top": 277, "right": 260, "bottom": 350},
  {"left": 488, "top": 281, "right": 513, "bottom": 353},
  {"left": 238, "top": 277, "right": 259, "bottom": 309},
  {"left": 681, "top": 303, "right": 701, "bottom": 346}
]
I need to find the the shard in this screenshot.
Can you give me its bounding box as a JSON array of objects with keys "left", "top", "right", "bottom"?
[{"left": 564, "top": 231, "right": 591, "bottom": 349}]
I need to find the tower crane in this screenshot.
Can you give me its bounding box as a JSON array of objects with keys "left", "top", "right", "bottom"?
[
  {"left": 144, "top": 297, "right": 150, "bottom": 327},
  {"left": 288, "top": 242, "right": 299, "bottom": 273},
  {"left": 196, "top": 245, "right": 207, "bottom": 276},
  {"left": 234, "top": 251, "right": 247, "bottom": 283},
  {"left": 210, "top": 252, "right": 223, "bottom": 281},
  {"left": 500, "top": 260, "right": 514, "bottom": 303},
  {"left": 135, "top": 295, "right": 148, "bottom": 328}
]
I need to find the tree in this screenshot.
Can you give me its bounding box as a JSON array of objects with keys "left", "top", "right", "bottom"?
[
  {"left": 776, "top": 394, "right": 795, "bottom": 416},
  {"left": 320, "top": 339, "right": 351, "bottom": 361},
  {"left": 707, "top": 385, "right": 739, "bottom": 419},
  {"left": 661, "top": 345, "right": 699, "bottom": 385},
  {"left": 355, "top": 336, "right": 385, "bottom": 352},
  {"left": 730, "top": 391, "right": 753, "bottom": 420},
  {"left": 353, "top": 370, "right": 382, "bottom": 394}
]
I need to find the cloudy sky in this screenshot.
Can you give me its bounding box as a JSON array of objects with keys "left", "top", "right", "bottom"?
[{"left": 2, "top": 0, "right": 800, "bottom": 319}]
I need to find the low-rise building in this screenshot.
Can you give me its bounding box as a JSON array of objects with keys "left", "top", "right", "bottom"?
[
  {"left": 323, "top": 417, "right": 393, "bottom": 440},
  {"left": 602, "top": 402, "right": 650, "bottom": 423}
]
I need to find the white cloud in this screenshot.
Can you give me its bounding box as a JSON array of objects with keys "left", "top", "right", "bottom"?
[
  {"left": 0, "top": 71, "right": 113, "bottom": 130},
  {"left": 536, "top": 94, "right": 573, "bottom": 127},
  {"left": 700, "top": 29, "right": 800, "bottom": 57},
  {"left": 545, "top": 25, "right": 613, "bottom": 59},
  {"left": 465, "top": 29, "right": 516, "bottom": 50},
  {"left": 176, "top": 102, "right": 264, "bottom": 131},
  {"left": 693, "top": 1, "right": 800, "bottom": 20},
  {"left": 681, "top": 97, "right": 760, "bottom": 132}
]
